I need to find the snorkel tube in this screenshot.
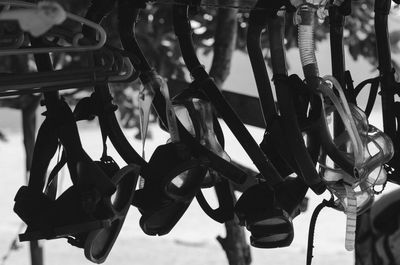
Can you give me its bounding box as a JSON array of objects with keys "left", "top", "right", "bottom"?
[
  {"left": 290, "top": 0, "right": 394, "bottom": 251},
  {"left": 82, "top": 0, "right": 147, "bottom": 167},
  {"left": 375, "top": 0, "right": 400, "bottom": 184},
  {"left": 173, "top": 0, "right": 283, "bottom": 188},
  {"left": 293, "top": 1, "right": 364, "bottom": 252},
  {"left": 269, "top": 5, "right": 325, "bottom": 195},
  {"left": 235, "top": 0, "right": 315, "bottom": 248},
  {"left": 291, "top": 0, "right": 361, "bottom": 175},
  {"left": 328, "top": 0, "right": 351, "bottom": 89},
  {"left": 375, "top": 0, "right": 395, "bottom": 137},
  {"left": 118, "top": 2, "right": 205, "bottom": 235},
  {"left": 246, "top": 0, "right": 326, "bottom": 194},
  {"left": 118, "top": 0, "right": 246, "bottom": 186},
  {"left": 246, "top": 1, "right": 281, "bottom": 127},
  {"left": 247, "top": 0, "right": 295, "bottom": 178},
  {"left": 116, "top": 0, "right": 246, "bottom": 234}
]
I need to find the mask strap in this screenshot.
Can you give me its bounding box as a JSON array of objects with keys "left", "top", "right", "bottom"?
[{"left": 344, "top": 184, "right": 357, "bottom": 251}]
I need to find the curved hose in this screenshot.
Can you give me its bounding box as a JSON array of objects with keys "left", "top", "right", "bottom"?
[
  {"left": 375, "top": 0, "right": 397, "bottom": 154},
  {"left": 248, "top": 3, "right": 299, "bottom": 178},
  {"left": 306, "top": 198, "right": 336, "bottom": 265},
  {"left": 293, "top": 3, "right": 324, "bottom": 173},
  {"left": 247, "top": 6, "right": 277, "bottom": 126},
  {"left": 329, "top": 3, "right": 346, "bottom": 88},
  {"left": 265, "top": 7, "right": 324, "bottom": 194},
  {"left": 82, "top": 0, "right": 147, "bottom": 166},
  {"left": 295, "top": 4, "right": 357, "bottom": 250},
  {"left": 173, "top": 0, "right": 283, "bottom": 187},
  {"left": 118, "top": 0, "right": 153, "bottom": 74},
  {"left": 298, "top": 5, "right": 319, "bottom": 79},
  {"left": 117, "top": 0, "right": 247, "bottom": 184}
]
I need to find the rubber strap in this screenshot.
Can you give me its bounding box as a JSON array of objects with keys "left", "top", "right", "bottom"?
[
  {"left": 306, "top": 198, "right": 336, "bottom": 265},
  {"left": 195, "top": 179, "right": 234, "bottom": 223},
  {"left": 354, "top": 76, "right": 380, "bottom": 118},
  {"left": 344, "top": 184, "right": 357, "bottom": 251}
]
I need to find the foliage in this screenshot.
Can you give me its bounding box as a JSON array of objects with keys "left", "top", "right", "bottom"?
[
  {"left": 107, "top": 1, "right": 394, "bottom": 127},
  {"left": 2, "top": 1, "right": 400, "bottom": 130},
  {"left": 122, "top": 1, "right": 400, "bottom": 77}
]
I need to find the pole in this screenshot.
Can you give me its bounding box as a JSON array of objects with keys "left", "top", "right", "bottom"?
[{"left": 21, "top": 94, "right": 43, "bottom": 265}]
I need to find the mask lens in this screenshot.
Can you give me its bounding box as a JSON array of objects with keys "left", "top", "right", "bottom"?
[{"left": 174, "top": 105, "right": 195, "bottom": 136}]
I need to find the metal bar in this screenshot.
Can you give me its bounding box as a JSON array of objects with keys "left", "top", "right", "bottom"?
[{"left": 154, "top": 0, "right": 256, "bottom": 9}]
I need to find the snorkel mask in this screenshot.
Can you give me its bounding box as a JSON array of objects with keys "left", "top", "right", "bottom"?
[
  {"left": 132, "top": 76, "right": 208, "bottom": 236},
  {"left": 159, "top": 78, "right": 210, "bottom": 201},
  {"left": 317, "top": 76, "right": 394, "bottom": 250},
  {"left": 173, "top": 89, "right": 237, "bottom": 223},
  {"left": 288, "top": 0, "right": 393, "bottom": 250},
  {"left": 172, "top": 87, "right": 230, "bottom": 188}
]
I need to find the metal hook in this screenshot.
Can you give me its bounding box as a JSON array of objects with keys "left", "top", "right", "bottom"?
[{"left": 0, "top": 46, "right": 139, "bottom": 97}]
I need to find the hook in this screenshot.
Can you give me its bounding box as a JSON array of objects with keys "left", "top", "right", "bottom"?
[{"left": 0, "top": 47, "right": 138, "bottom": 97}]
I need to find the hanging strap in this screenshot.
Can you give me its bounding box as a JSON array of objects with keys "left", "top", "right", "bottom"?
[
  {"left": 275, "top": 74, "right": 324, "bottom": 194},
  {"left": 98, "top": 115, "right": 109, "bottom": 160},
  {"left": 344, "top": 70, "right": 357, "bottom": 104},
  {"left": 306, "top": 197, "right": 336, "bottom": 265},
  {"left": 73, "top": 94, "right": 110, "bottom": 160},
  {"left": 195, "top": 179, "right": 234, "bottom": 223},
  {"left": 344, "top": 184, "right": 357, "bottom": 251},
  {"left": 354, "top": 76, "right": 380, "bottom": 118}
]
